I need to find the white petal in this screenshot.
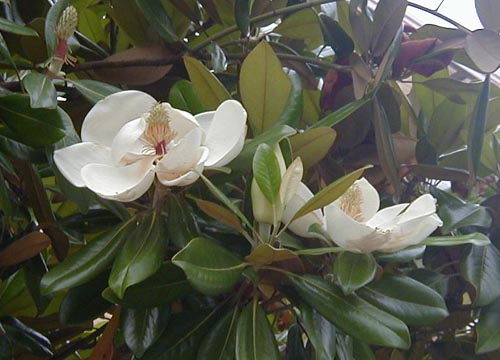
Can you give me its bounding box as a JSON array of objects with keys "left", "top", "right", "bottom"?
[
  {"left": 163, "top": 103, "right": 200, "bottom": 140},
  {"left": 331, "top": 177, "right": 380, "bottom": 222},
  {"left": 111, "top": 118, "right": 148, "bottom": 165},
  {"left": 54, "top": 142, "right": 112, "bottom": 187},
  {"left": 156, "top": 128, "right": 207, "bottom": 186},
  {"left": 379, "top": 213, "right": 443, "bottom": 252},
  {"left": 324, "top": 203, "right": 389, "bottom": 253},
  {"left": 395, "top": 194, "right": 438, "bottom": 224},
  {"left": 203, "top": 100, "right": 247, "bottom": 167},
  {"left": 193, "top": 111, "right": 214, "bottom": 134},
  {"left": 251, "top": 179, "right": 275, "bottom": 224},
  {"left": 280, "top": 157, "right": 303, "bottom": 205},
  {"left": 283, "top": 182, "right": 325, "bottom": 238},
  {"left": 81, "top": 91, "right": 156, "bottom": 146},
  {"left": 366, "top": 203, "right": 408, "bottom": 228},
  {"left": 81, "top": 158, "right": 155, "bottom": 202}
]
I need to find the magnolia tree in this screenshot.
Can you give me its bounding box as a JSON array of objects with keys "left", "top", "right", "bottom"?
[{"left": 1, "top": 0, "right": 500, "bottom": 359}]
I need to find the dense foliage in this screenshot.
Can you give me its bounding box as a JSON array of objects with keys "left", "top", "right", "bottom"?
[{"left": 1, "top": 0, "right": 500, "bottom": 359}]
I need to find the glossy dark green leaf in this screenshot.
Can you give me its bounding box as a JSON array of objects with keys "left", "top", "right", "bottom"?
[
  {"left": 60, "top": 210, "right": 121, "bottom": 234},
  {"left": 357, "top": 275, "right": 449, "bottom": 325},
  {"left": 71, "top": 79, "right": 121, "bottom": 104},
  {"left": 168, "top": 79, "right": 206, "bottom": 115},
  {"left": 375, "top": 246, "right": 426, "bottom": 263},
  {"left": 236, "top": 299, "right": 280, "bottom": 360},
  {"left": 44, "top": 0, "right": 69, "bottom": 57},
  {"left": 291, "top": 165, "right": 371, "bottom": 222},
  {"left": 285, "top": 323, "right": 306, "bottom": 360},
  {"left": 134, "top": 0, "right": 178, "bottom": 43},
  {"left": 297, "top": 303, "right": 336, "bottom": 360},
  {"left": 319, "top": 14, "right": 354, "bottom": 59},
  {"left": 166, "top": 194, "right": 199, "bottom": 248},
  {"left": 23, "top": 72, "right": 57, "bottom": 109},
  {"left": 109, "top": 213, "right": 168, "bottom": 298},
  {"left": 0, "top": 32, "right": 14, "bottom": 68},
  {"left": 120, "top": 262, "right": 191, "bottom": 308},
  {"left": 40, "top": 219, "right": 135, "bottom": 294},
  {"left": 333, "top": 252, "right": 377, "bottom": 294},
  {"left": 467, "top": 74, "right": 490, "bottom": 181},
  {"left": 372, "top": 97, "right": 401, "bottom": 198},
  {"left": 172, "top": 237, "right": 246, "bottom": 295},
  {"left": 0, "top": 18, "right": 38, "bottom": 36},
  {"left": 121, "top": 305, "right": 170, "bottom": 357},
  {"left": 231, "top": 125, "right": 296, "bottom": 173},
  {"left": 353, "top": 339, "right": 376, "bottom": 360},
  {"left": 370, "top": 0, "right": 407, "bottom": 57},
  {"left": 461, "top": 244, "right": 500, "bottom": 306},
  {"left": 289, "top": 274, "right": 410, "bottom": 349},
  {"left": 253, "top": 143, "right": 282, "bottom": 205},
  {"left": 408, "top": 269, "right": 449, "bottom": 298},
  {"left": 476, "top": 296, "right": 500, "bottom": 353},
  {"left": 0, "top": 94, "right": 65, "bottom": 147},
  {"left": 313, "top": 96, "right": 371, "bottom": 129},
  {"left": 59, "top": 272, "right": 112, "bottom": 325},
  {"left": 141, "top": 310, "right": 217, "bottom": 360},
  {"left": 235, "top": 0, "right": 251, "bottom": 36},
  {"left": 2, "top": 317, "right": 52, "bottom": 357},
  {"left": 197, "top": 307, "right": 239, "bottom": 360},
  {"left": 430, "top": 187, "right": 492, "bottom": 233}
]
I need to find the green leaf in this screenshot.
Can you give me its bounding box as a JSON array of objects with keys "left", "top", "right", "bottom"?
[
  {"left": 253, "top": 143, "right": 282, "bottom": 205},
  {"left": 235, "top": 0, "right": 251, "bottom": 36},
  {"left": 318, "top": 14, "right": 354, "bottom": 59},
  {"left": 467, "top": 74, "right": 490, "bottom": 181},
  {"left": 121, "top": 305, "right": 170, "bottom": 357},
  {"left": 370, "top": 0, "right": 407, "bottom": 57},
  {"left": 172, "top": 237, "right": 246, "bottom": 295},
  {"left": 475, "top": 0, "right": 500, "bottom": 31},
  {"left": 168, "top": 79, "right": 206, "bottom": 114},
  {"left": 476, "top": 296, "right": 500, "bottom": 354},
  {"left": 285, "top": 324, "right": 306, "bottom": 360},
  {"left": 421, "top": 233, "right": 490, "bottom": 247},
  {"left": 357, "top": 275, "right": 449, "bottom": 325},
  {"left": 141, "top": 310, "right": 217, "bottom": 360},
  {"left": 236, "top": 299, "right": 280, "bottom": 360},
  {"left": 109, "top": 213, "right": 168, "bottom": 298},
  {"left": 465, "top": 30, "right": 500, "bottom": 73},
  {"left": 289, "top": 274, "right": 410, "bottom": 349},
  {"left": 297, "top": 303, "right": 336, "bottom": 360},
  {"left": 0, "top": 32, "right": 14, "bottom": 68},
  {"left": 40, "top": 219, "right": 134, "bottom": 294},
  {"left": 461, "top": 244, "right": 500, "bottom": 306},
  {"left": 134, "top": 0, "right": 178, "bottom": 43},
  {"left": 290, "top": 127, "right": 336, "bottom": 169},
  {"left": 0, "top": 94, "right": 65, "bottom": 147},
  {"left": 312, "top": 96, "right": 371, "bottom": 129},
  {"left": 430, "top": 187, "right": 491, "bottom": 233},
  {"left": 275, "top": 69, "right": 303, "bottom": 128},
  {"left": 166, "top": 194, "right": 199, "bottom": 248},
  {"left": 71, "top": 79, "right": 121, "bottom": 104},
  {"left": 333, "top": 252, "right": 377, "bottom": 295},
  {"left": 275, "top": 9, "right": 323, "bottom": 50},
  {"left": 372, "top": 98, "right": 401, "bottom": 198},
  {"left": 3, "top": 318, "right": 53, "bottom": 357},
  {"left": 231, "top": 125, "right": 296, "bottom": 173},
  {"left": 23, "top": 72, "right": 57, "bottom": 109},
  {"left": 59, "top": 272, "right": 112, "bottom": 325},
  {"left": 44, "top": 0, "right": 69, "bottom": 57},
  {"left": 183, "top": 56, "right": 231, "bottom": 110},
  {"left": 119, "top": 262, "right": 191, "bottom": 308},
  {"left": 240, "top": 41, "right": 292, "bottom": 134},
  {"left": 198, "top": 307, "right": 239, "bottom": 360},
  {"left": 0, "top": 17, "right": 39, "bottom": 36},
  {"left": 291, "top": 165, "right": 371, "bottom": 222}
]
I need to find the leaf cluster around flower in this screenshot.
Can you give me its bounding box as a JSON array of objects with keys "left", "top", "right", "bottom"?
[
  {"left": 54, "top": 91, "right": 247, "bottom": 202},
  {"left": 283, "top": 177, "right": 443, "bottom": 253}
]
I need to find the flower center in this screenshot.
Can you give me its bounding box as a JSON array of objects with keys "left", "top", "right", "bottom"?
[
  {"left": 339, "top": 184, "right": 364, "bottom": 222},
  {"left": 142, "top": 103, "right": 177, "bottom": 156}
]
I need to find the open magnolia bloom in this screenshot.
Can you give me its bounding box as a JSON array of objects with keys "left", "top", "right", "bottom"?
[
  {"left": 285, "top": 178, "right": 443, "bottom": 253},
  {"left": 54, "top": 90, "right": 247, "bottom": 202}
]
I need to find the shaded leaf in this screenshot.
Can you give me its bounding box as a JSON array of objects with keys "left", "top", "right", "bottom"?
[
  {"left": 290, "top": 127, "right": 336, "bottom": 169},
  {"left": 0, "top": 232, "right": 50, "bottom": 267},
  {"left": 275, "top": 9, "right": 323, "bottom": 50},
  {"left": 0, "top": 17, "right": 39, "bottom": 36},
  {"left": 476, "top": 296, "right": 500, "bottom": 353},
  {"left": 134, "top": 0, "right": 178, "bottom": 42},
  {"left": 191, "top": 197, "right": 243, "bottom": 232},
  {"left": 198, "top": 307, "right": 239, "bottom": 360},
  {"left": 297, "top": 303, "right": 336, "bottom": 360},
  {"left": 23, "top": 72, "right": 57, "bottom": 109},
  {"left": 71, "top": 79, "right": 121, "bottom": 104}
]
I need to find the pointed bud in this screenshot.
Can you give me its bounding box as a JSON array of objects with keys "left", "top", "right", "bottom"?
[{"left": 56, "top": 5, "right": 78, "bottom": 40}]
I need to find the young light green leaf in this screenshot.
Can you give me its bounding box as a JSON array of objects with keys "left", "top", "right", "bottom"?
[
  {"left": 23, "top": 72, "right": 57, "bottom": 109},
  {"left": 253, "top": 143, "right": 282, "bottom": 205}
]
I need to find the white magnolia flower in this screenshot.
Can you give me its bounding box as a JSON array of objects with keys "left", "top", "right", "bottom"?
[
  {"left": 54, "top": 90, "right": 247, "bottom": 202},
  {"left": 285, "top": 178, "right": 443, "bottom": 253}
]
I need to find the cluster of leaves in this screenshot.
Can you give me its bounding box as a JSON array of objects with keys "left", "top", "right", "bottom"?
[{"left": 1, "top": 0, "right": 500, "bottom": 359}]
